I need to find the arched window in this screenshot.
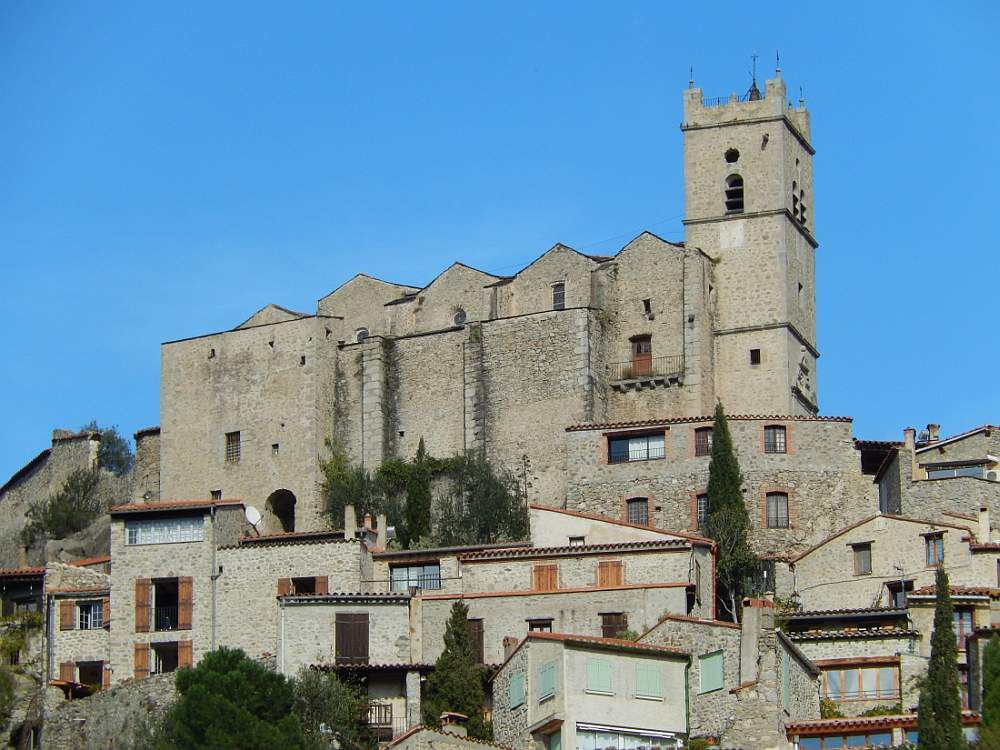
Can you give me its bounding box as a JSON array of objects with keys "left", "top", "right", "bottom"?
[
  {"left": 265, "top": 489, "right": 297, "bottom": 533},
  {"left": 725, "top": 174, "right": 744, "bottom": 214},
  {"left": 626, "top": 497, "right": 650, "bottom": 526},
  {"left": 355, "top": 328, "right": 369, "bottom": 343},
  {"left": 453, "top": 309, "right": 467, "bottom": 326},
  {"left": 766, "top": 492, "right": 789, "bottom": 529}
]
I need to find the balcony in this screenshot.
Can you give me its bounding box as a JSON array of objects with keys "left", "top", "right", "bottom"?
[
  {"left": 608, "top": 355, "right": 684, "bottom": 391},
  {"left": 368, "top": 704, "right": 410, "bottom": 742},
  {"left": 154, "top": 606, "right": 179, "bottom": 632}
]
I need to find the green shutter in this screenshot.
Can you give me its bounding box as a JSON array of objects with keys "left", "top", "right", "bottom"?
[
  {"left": 635, "top": 663, "right": 662, "bottom": 698},
  {"left": 586, "top": 658, "right": 612, "bottom": 693},
  {"left": 539, "top": 661, "right": 556, "bottom": 699},
  {"left": 508, "top": 674, "right": 525, "bottom": 709},
  {"left": 699, "top": 651, "right": 724, "bottom": 694}
]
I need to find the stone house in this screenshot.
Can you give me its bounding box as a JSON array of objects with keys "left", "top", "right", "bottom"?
[
  {"left": 47, "top": 563, "right": 112, "bottom": 694},
  {"left": 785, "top": 712, "right": 982, "bottom": 749},
  {"left": 491, "top": 632, "right": 690, "bottom": 750},
  {"left": 389, "top": 714, "right": 513, "bottom": 750}
]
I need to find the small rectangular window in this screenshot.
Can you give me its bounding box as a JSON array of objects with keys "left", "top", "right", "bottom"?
[
  {"left": 210, "top": 489, "right": 222, "bottom": 501},
  {"left": 626, "top": 498, "right": 649, "bottom": 526},
  {"left": 694, "top": 427, "right": 713, "bottom": 457},
  {"left": 750, "top": 348, "right": 761, "bottom": 366},
  {"left": 853, "top": 543, "right": 872, "bottom": 576},
  {"left": 225, "top": 431, "right": 241, "bottom": 463},
  {"left": 926, "top": 533, "right": 945, "bottom": 567},
  {"left": 568, "top": 536, "right": 586, "bottom": 547},
  {"left": 527, "top": 618, "right": 553, "bottom": 632},
  {"left": 764, "top": 426, "right": 787, "bottom": 454},
  {"left": 271, "top": 443, "right": 280, "bottom": 456},
  {"left": 585, "top": 658, "right": 612, "bottom": 694},
  {"left": 600, "top": 612, "right": 627, "bottom": 639},
  {"left": 766, "top": 492, "right": 790, "bottom": 529},
  {"left": 552, "top": 282, "right": 566, "bottom": 311},
  {"left": 696, "top": 493, "right": 709, "bottom": 529},
  {"left": 699, "top": 651, "right": 724, "bottom": 693}
]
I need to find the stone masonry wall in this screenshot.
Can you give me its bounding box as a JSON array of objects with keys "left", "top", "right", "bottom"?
[{"left": 491, "top": 639, "right": 531, "bottom": 750}]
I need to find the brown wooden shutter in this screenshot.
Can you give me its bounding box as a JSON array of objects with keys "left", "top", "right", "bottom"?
[
  {"left": 598, "top": 561, "right": 623, "bottom": 587},
  {"left": 467, "top": 619, "right": 484, "bottom": 664},
  {"left": 178, "top": 577, "right": 193, "bottom": 630},
  {"left": 277, "top": 578, "right": 292, "bottom": 597},
  {"left": 178, "top": 640, "right": 193, "bottom": 669},
  {"left": 101, "top": 662, "right": 110, "bottom": 690},
  {"left": 134, "top": 643, "right": 150, "bottom": 679},
  {"left": 335, "top": 613, "right": 369, "bottom": 664},
  {"left": 533, "top": 564, "right": 558, "bottom": 592},
  {"left": 102, "top": 597, "right": 111, "bottom": 630},
  {"left": 134, "top": 579, "right": 151, "bottom": 633},
  {"left": 315, "top": 576, "right": 329, "bottom": 595},
  {"left": 59, "top": 661, "right": 75, "bottom": 682},
  {"left": 59, "top": 600, "right": 76, "bottom": 631}
]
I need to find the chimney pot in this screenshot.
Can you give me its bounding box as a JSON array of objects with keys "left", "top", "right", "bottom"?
[{"left": 928, "top": 424, "right": 941, "bottom": 442}]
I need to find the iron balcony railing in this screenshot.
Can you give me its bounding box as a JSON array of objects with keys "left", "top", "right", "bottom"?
[
  {"left": 368, "top": 704, "right": 410, "bottom": 742},
  {"left": 389, "top": 573, "right": 442, "bottom": 593},
  {"left": 608, "top": 355, "right": 684, "bottom": 382},
  {"left": 609, "top": 444, "right": 666, "bottom": 465},
  {"left": 154, "top": 606, "right": 179, "bottom": 632}
]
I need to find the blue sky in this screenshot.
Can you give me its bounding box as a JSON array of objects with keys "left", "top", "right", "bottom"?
[{"left": 1, "top": 1, "right": 997, "bottom": 481}]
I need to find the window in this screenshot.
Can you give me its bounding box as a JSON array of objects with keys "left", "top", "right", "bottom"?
[
  {"left": 926, "top": 532, "right": 945, "bottom": 566},
  {"left": 852, "top": 543, "right": 872, "bottom": 576},
  {"left": 271, "top": 443, "right": 280, "bottom": 456},
  {"left": 725, "top": 148, "right": 740, "bottom": 163},
  {"left": 569, "top": 536, "right": 586, "bottom": 547},
  {"left": 575, "top": 729, "right": 681, "bottom": 750},
  {"left": 626, "top": 498, "right": 649, "bottom": 526},
  {"left": 225, "top": 431, "right": 241, "bottom": 463},
  {"left": 822, "top": 665, "right": 898, "bottom": 701},
  {"left": 453, "top": 309, "right": 467, "bottom": 326},
  {"left": 634, "top": 663, "right": 662, "bottom": 700},
  {"left": 750, "top": 348, "right": 761, "bottom": 365},
  {"left": 126, "top": 517, "right": 204, "bottom": 545},
  {"left": 390, "top": 563, "right": 442, "bottom": 592},
  {"left": 608, "top": 433, "right": 665, "bottom": 464},
  {"left": 291, "top": 577, "right": 317, "bottom": 595},
  {"left": 927, "top": 464, "right": 985, "bottom": 479},
  {"left": 696, "top": 493, "right": 709, "bottom": 529},
  {"left": 508, "top": 673, "right": 525, "bottom": 708},
  {"left": 532, "top": 564, "right": 558, "bottom": 592},
  {"left": 799, "top": 190, "right": 807, "bottom": 226},
  {"left": 699, "top": 651, "right": 724, "bottom": 693},
  {"left": 694, "top": 427, "right": 713, "bottom": 457},
  {"left": 887, "top": 580, "right": 913, "bottom": 608},
  {"left": 725, "top": 174, "right": 744, "bottom": 214},
  {"left": 585, "top": 658, "right": 612, "bottom": 694},
  {"left": 766, "top": 492, "right": 790, "bottom": 529},
  {"left": 78, "top": 601, "right": 103, "bottom": 630},
  {"left": 792, "top": 181, "right": 799, "bottom": 219},
  {"left": 600, "top": 612, "right": 628, "bottom": 639},
  {"left": 151, "top": 641, "right": 182, "bottom": 674},
  {"left": 210, "top": 489, "right": 222, "bottom": 501},
  {"left": 552, "top": 282, "right": 566, "bottom": 310},
  {"left": 538, "top": 661, "right": 556, "bottom": 700},
  {"left": 764, "top": 426, "right": 787, "bottom": 454},
  {"left": 528, "top": 618, "right": 553, "bottom": 632},
  {"left": 642, "top": 298, "right": 653, "bottom": 317},
  {"left": 954, "top": 608, "right": 974, "bottom": 651},
  {"left": 355, "top": 328, "right": 369, "bottom": 343},
  {"left": 77, "top": 660, "right": 104, "bottom": 689},
  {"left": 335, "top": 613, "right": 369, "bottom": 664},
  {"left": 797, "top": 733, "right": 894, "bottom": 750},
  {"left": 597, "top": 560, "right": 624, "bottom": 587}
]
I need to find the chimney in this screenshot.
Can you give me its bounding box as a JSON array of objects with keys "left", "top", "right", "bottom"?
[
  {"left": 362, "top": 513, "right": 373, "bottom": 530},
  {"left": 503, "top": 636, "right": 519, "bottom": 660},
  {"left": 903, "top": 428, "right": 920, "bottom": 481},
  {"left": 979, "top": 506, "right": 991, "bottom": 543},
  {"left": 927, "top": 424, "right": 941, "bottom": 443},
  {"left": 740, "top": 597, "right": 775, "bottom": 685},
  {"left": 344, "top": 505, "right": 357, "bottom": 535},
  {"left": 376, "top": 513, "right": 388, "bottom": 548},
  {"left": 439, "top": 712, "right": 468, "bottom": 738}
]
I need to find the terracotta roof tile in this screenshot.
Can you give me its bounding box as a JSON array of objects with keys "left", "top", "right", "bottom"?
[
  {"left": 525, "top": 631, "right": 688, "bottom": 657},
  {"left": 787, "top": 711, "right": 980, "bottom": 734},
  {"left": 48, "top": 586, "right": 110, "bottom": 595},
  {"left": 910, "top": 585, "right": 1000, "bottom": 598},
  {"left": 528, "top": 504, "right": 714, "bottom": 546},
  {"left": 0, "top": 567, "right": 45, "bottom": 578},
  {"left": 110, "top": 498, "right": 244, "bottom": 515},
  {"left": 458, "top": 538, "right": 692, "bottom": 561},
  {"left": 235, "top": 529, "right": 347, "bottom": 546},
  {"left": 786, "top": 628, "right": 919, "bottom": 642},
  {"left": 787, "top": 607, "right": 907, "bottom": 619},
  {"left": 566, "top": 414, "right": 852, "bottom": 432}
]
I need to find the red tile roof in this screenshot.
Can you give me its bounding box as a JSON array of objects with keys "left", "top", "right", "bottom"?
[
  {"left": 0, "top": 567, "right": 45, "bottom": 578},
  {"left": 528, "top": 504, "right": 714, "bottom": 546},
  {"left": 458, "top": 538, "right": 693, "bottom": 562},
  {"left": 786, "top": 628, "right": 919, "bottom": 642},
  {"left": 110, "top": 498, "right": 244, "bottom": 515},
  {"left": 566, "top": 414, "right": 852, "bottom": 432},
  {"left": 235, "top": 529, "right": 347, "bottom": 546},
  {"left": 910, "top": 585, "right": 1000, "bottom": 599},
  {"left": 66, "top": 556, "right": 111, "bottom": 567},
  {"left": 786, "top": 606, "right": 907, "bottom": 619},
  {"left": 419, "top": 581, "right": 690, "bottom": 602},
  {"left": 525, "top": 631, "right": 689, "bottom": 657}
]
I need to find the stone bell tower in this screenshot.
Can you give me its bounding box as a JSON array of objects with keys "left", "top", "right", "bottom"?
[{"left": 682, "top": 69, "right": 819, "bottom": 416}]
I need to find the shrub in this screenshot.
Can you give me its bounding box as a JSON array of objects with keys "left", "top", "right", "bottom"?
[
  {"left": 292, "top": 668, "right": 373, "bottom": 750},
  {"left": 20, "top": 468, "right": 103, "bottom": 545},
  {"left": 82, "top": 421, "right": 135, "bottom": 477}
]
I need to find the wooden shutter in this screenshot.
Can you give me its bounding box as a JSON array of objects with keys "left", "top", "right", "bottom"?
[
  {"left": 134, "top": 579, "right": 151, "bottom": 633},
  {"left": 59, "top": 661, "right": 75, "bottom": 683},
  {"left": 597, "top": 560, "right": 623, "bottom": 587},
  {"left": 276, "top": 578, "right": 292, "bottom": 597},
  {"left": 102, "top": 597, "right": 111, "bottom": 630},
  {"left": 101, "top": 662, "right": 110, "bottom": 690},
  {"left": 134, "top": 643, "right": 150, "bottom": 679},
  {"left": 315, "top": 576, "right": 329, "bottom": 595},
  {"left": 178, "top": 577, "right": 193, "bottom": 630},
  {"left": 533, "top": 564, "right": 558, "bottom": 592},
  {"left": 335, "top": 613, "right": 369, "bottom": 664},
  {"left": 178, "top": 640, "right": 193, "bottom": 669},
  {"left": 467, "top": 619, "right": 484, "bottom": 665},
  {"left": 59, "top": 600, "right": 76, "bottom": 631}
]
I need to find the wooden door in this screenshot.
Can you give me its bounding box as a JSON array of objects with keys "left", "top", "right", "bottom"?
[{"left": 631, "top": 337, "right": 652, "bottom": 376}]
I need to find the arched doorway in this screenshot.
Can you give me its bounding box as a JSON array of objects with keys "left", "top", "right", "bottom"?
[{"left": 265, "top": 489, "right": 296, "bottom": 533}]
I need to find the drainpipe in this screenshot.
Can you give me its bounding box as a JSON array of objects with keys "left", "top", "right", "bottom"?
[
  {"left": 279, "top": 598, "right": 286, "bottom": 675},
  {"left": 210, "top": 506, "right": 219, "bottom": 651}
]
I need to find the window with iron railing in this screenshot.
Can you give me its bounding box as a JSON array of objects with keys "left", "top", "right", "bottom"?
[
  {"left": 608, "top": 434, "right": 665, "bottom": 464},
  {"left": 390, "top": 563, "right": 442, "bottom": 592},
  {"left": 225, "top": 431, "right": 241, "bottom": 463}
]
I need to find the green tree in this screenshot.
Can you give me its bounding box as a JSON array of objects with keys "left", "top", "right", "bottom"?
[
  {"left": 979, "top": 636, "right": 1000, "bottom": 747},
  {"left": 20, "top": 468, "right": 103, "bottom": 545},
  {"left": 404, "top": 439, "right": 433, "bottom": 546},
  {"left": 435, "top": 451, "right": 528, "bottom": 547},
  {"left": 916, "top": 567, "right": 965, "bottom": 750},
  {"left": 292, "top": 668, "right": 373, "bottom": 750},
  {"left": 422, "top": 602, "right": 489, "bottom": 739},
  {"left": 82, "top": 421, "right": 135, "bottom": 477},
  {"left": 320, "top": 442, "right": 385, "bottom": 530},
  {"left": 0, "top": 668, "right": 14, "bottom": 732},
  {"left": 702, "top": 403, "right": 759, "bottom": 622},
  {"left": 158, "top": 648, "right": 304, "bottom": 750}
]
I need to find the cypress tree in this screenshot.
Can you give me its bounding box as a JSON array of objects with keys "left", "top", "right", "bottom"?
[
  {"left": 702, "top": 403, "right": 759, "bottom": 622},
  {"left": 916, "top": 567, "right": 965, "bottom": 749},
  {"left": 980, "top": 636, "right": 1000, "bottom": 746},
  {"left": 405, "top": 439, "right": 433, "bottom": 547},
  {"left": 421, "top": 602, "right": 489, "bottom": 739}
]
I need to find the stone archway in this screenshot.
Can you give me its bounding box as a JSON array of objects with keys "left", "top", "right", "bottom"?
[{"left": 265, "top": 489, "right": 296, "bottom": 533}]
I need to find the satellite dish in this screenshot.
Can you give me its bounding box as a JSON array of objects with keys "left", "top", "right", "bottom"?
[{"left": 245, "top": 506, "right": 262, "bottom": 530}]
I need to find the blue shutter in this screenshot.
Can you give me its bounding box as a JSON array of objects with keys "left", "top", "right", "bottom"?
[
  {"left": 539, "top": 661, "right": 556, "bottom": 699},
  {"left": 634, "top": 663, "right": 662, "bottom": 698},
  {"left": 586, "top": 658, "right": 612, "bottom": 693},
  {"left": 508, "top": 674, "right": 525, "bottom": 709},
  {"left": 699, "top": 651, "right": 724, "bottom": 693}
]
